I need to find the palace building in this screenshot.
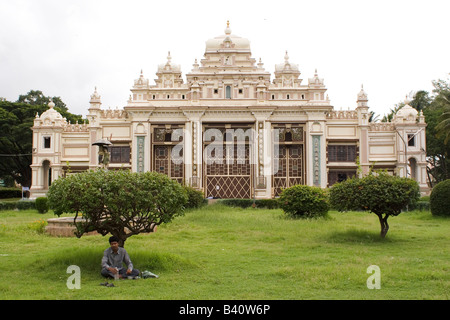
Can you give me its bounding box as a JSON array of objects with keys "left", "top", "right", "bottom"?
[{"left": 30, "top": 23, "right": 429, "bottom": 199}]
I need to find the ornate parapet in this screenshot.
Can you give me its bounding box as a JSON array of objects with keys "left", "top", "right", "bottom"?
[
  {"left": 369, "top": 122, "right": 395, "bottom": 132},
  {"left": 63, "top": 122, "right": 89, "bottom": 132},
  {"left": 326, "top": 110, "right": 358, "bottom": 119},
  {"left": 100, "top": 108, "right": 128, "bottom": 120}
]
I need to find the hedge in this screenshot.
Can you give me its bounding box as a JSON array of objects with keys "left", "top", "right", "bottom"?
[
  {"left": 0, "top": 188, "right": 22, "bottom": 199},
  {"left": 217, "top": 198, "right": 279, "bottom": 209},
  {"left": 0, "top": 199, "right": 36, "bottom": 211}
]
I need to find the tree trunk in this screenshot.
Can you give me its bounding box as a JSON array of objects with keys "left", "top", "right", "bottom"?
[{"left": 377, "top": 214, "right": 389, "bottom": 238}]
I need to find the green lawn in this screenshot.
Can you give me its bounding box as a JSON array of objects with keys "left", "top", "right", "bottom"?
[{"left": 0, "top": 204, "right": 448, "bottom": 300}]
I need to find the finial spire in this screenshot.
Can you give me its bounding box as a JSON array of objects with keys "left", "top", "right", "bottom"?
[
  {"left": 166, "top": 51, "right": 172, "bottom": 66},
  {"left": 225, "top": 20, "right": 231, "bottom": 35}
]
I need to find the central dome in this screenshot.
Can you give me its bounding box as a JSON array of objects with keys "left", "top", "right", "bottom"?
[{"left": 205, "top": 21, "right": 251, "bottom": 52}]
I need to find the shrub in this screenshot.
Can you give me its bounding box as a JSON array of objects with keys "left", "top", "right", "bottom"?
[
  {"left": 278, "top": 185, "right": 329, "bottom": 218},
  {"left": 35, "top": 197, "right": 49, "bottom": 213},
  {"left": 184, "top": 186, "right": 206, "bottom": 209},
  {"left": 430, "top": 179, "right": 450, "bottom": 217},
  {"left": 28, "top": 219, "right": 48, "bottom": 234},
  {"left": 407, "top": 200, "right": 430, "bottom": 211}
]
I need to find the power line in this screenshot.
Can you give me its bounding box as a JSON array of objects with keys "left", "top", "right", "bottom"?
[{"left": 0, "top": 154, "right": 32, "bottom": 157}]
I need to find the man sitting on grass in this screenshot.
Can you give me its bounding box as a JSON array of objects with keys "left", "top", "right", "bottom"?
[{"left": 101, "top": 236, "right": 140, "bottom": 279}]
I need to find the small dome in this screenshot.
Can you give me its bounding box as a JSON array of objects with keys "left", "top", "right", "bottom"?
[
  {"left": 90, "top": 87, "right": 101, "bottom": 103},
  {"left": 275, "top": 51, "right": 299, "bottom": 73},
  {"left": 396, "top": 104, "right": 418, "bottom": 118},
  {"left": 39, "top": 99, "right": 63, "bottom": 125},
  {"left": 357, "top": 85, "right": 368, "bottom": 101},
  {"left": 394, "top": 101, "right": 418, "bottom": 123}
]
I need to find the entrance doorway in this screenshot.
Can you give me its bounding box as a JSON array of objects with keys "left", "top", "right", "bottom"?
[
  {"left": 203, "top": 124, "right": 253, "bottom": 198},
  {"left": 152, "top": 125, "right": 184, "bottom": 184},
  {"left": 272, "top": 125, "right": 305, "bottom": 197}
]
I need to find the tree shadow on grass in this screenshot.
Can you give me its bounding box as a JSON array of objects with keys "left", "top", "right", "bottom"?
[
  {"left": 326, "top": 228, "right": 395, "bottom": 244},
  {"left": 31, "top": 247, "right": 199, "bottom": 279}
]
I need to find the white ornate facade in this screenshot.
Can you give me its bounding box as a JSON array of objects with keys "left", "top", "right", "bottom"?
[{"left": 30, "top": 23, "right": 429, "bottom": 199}]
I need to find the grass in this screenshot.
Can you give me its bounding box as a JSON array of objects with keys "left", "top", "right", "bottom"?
[{"left": 0, "top": 204, "right": 449, "bottom": 300}]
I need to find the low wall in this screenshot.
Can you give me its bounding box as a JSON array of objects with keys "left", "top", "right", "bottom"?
[{"left": 46, "top": 217, "right": 98, "bottom": 237}]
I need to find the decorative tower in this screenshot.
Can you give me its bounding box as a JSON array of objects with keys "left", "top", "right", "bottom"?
[
  {"left": 357, "top": 85, "right": 370, "bottom": 175},
  {"left": 393, "top": 98, "right": 428, "bottom": 193},
  {"left": 87, "top": 87, "right": 103, "bottom": 169},
  {"left": 29, "top": 99, "right": 65, "bottom": 198}
]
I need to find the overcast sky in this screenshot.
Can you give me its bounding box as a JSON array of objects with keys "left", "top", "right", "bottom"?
[{"left": 1, "top": 0, "right": 449, "bottom": 118}]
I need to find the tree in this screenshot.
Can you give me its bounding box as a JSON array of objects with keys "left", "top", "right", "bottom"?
[
  {"left": 17, "top": 90, "right": 68, "bottom": 112},
  {"left": 435, "top": 90, "right": 450, "bottom": 144},
  {"left": 329, "top": 172, "right": 420, "bottom": 238},
  {"left": 381, "top": 104, "right": 402, "bottom": 123},
  {"left": 0, "top": 101, "right": 45, "bottom": 187},
  {"left": 369, "top": 111, "right": 380, "bottom": 123},
  {"left": 409, "top": 90, "right": 432, "bottom": 112},
  {"left": 422, "top": 79, "right": 450, "bottom": 183},
  {"left": 47, "top": 170, "right": 188, "bottom": 247},
  {"left": 0, "top": 93, "right": 83, "bottom": 187}
]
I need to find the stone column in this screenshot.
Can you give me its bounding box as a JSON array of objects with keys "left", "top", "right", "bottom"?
[
  {"left": 251, "top": 110, "right": 274, "bottom": 198},
  {"left": 183, "top": 110, "right": 205, "bottom": 189}
]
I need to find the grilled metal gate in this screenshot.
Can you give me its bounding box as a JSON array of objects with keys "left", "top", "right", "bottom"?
[
  {"left": 153, "top": 145, "right": 184, "bottom": 184},
  {"left": 203, "top": 125, "right": 252, "bottom": 199},
  {"left": 273, "top": 145, "right": 303, "bottom": 196},
  {"left": 152, "top": 125, "right": 184, "bottom": 184},
  {"left": 272, "top": 125, "right": 305, "bottom": 197}
]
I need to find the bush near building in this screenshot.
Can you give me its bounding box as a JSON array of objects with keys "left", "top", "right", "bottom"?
[
  {"left": 35, "top": 197, "right": 49, "bottom": 214},
  {"left": 430, "top": 179, "right": 450, "bottom": 217},
  {"left": 278, "top": 184, "right": 329, "bottom": 218},
  {"left": 183, "top": 186, "right": 206, "bottom": 209}
]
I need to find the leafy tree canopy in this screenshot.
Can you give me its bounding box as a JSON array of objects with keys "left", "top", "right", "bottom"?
[
  {"left": 329, "top": 172, "right": 420, "bottom": 238},
  {"left": 17, "top": 90, "right": 68, "bottom": 112},
  {"left": 47, "top": 170, "right": 188, "bottom": 247}
]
